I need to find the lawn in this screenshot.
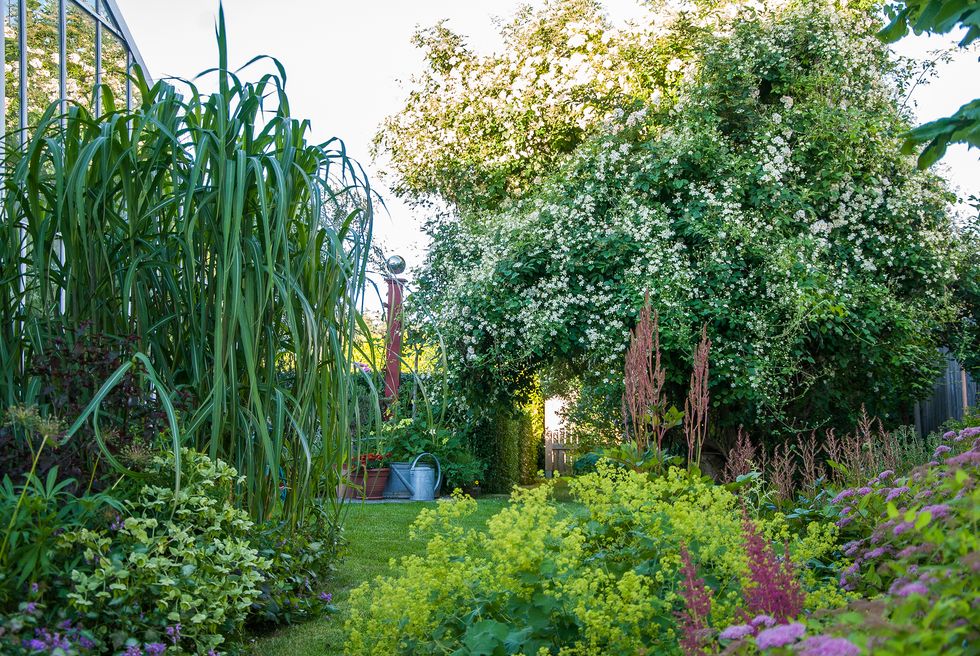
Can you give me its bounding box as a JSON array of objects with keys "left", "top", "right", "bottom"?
[{"left": 250, "top": 497, "right": 513, "bottom": 656}]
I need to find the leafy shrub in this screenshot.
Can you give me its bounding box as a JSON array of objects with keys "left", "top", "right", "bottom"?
[
  {"left": 715, "top": 425, "right": 980, "bottom": 654},
  {"left": 375, "top": 418, "right": 485, "bottom": 491},
  {"left": 0, "top": 329, "right": 192, "bottom": 494},
  {"left": 0, "top": 407, "right": 122, "bottom": 597},
  {"left": 249, "top": 508, "right": 341, "bottom": 628},
  {"left": 471, "top": 400, "right": 543, "bottom": 494},
  {"left": 61, "top": 449, "right": 268, "bottom": 655},
  {"left": 345, "top": 466, "right": 844, "bottom": 655}
]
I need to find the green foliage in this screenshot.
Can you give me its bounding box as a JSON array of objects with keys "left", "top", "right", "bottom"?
[
  {"left": 0, "top": 11, "right": 375, "bottom": 526},
  {"left": 880, "top": 1, "right": 980, "bottom": 167},
  {"left": 0, "top": 406, "right": 123, "bottom": 594},
  {"left": 738, "top": 424, "right": 980, "bottom": 655},
  {"left": 373, "top": 417, "right": 486, "bottom": 491},
  {"left": 472, "top": 397, "right": 544, "bottom": 493},
  {"left": 249, "top": 509, "right": 341, "bottom": 627},
  {"left": 393, "top": 0, "right": 962, "bottom": 437},
  {"left": 61, "top": 449, "right": 268, "bottom": 654},
  {"left": 471, "top": 409, "right": 522, "bottom": 493},
  {"left": 345, "top": 468, "right": 845, "bottom": 655},
  {"left": 949, "top": 225, "right": 980, "bottom": 376}
]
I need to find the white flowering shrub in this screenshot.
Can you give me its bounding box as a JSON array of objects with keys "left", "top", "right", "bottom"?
[{"left": 382, "top": 0, "right": 976, "bottom": 437}]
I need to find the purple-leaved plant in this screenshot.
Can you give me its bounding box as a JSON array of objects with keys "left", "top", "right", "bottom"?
[
  {"left": 740, "top": 510, "right": 805, "bottom": 622},
  {"left": 676, "top": 544, "right": 712, "bottom": 656}
]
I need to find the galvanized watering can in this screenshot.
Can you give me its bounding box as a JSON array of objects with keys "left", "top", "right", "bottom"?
[{"left": 390, "top": 452, "right": 442, "bottom": 501}]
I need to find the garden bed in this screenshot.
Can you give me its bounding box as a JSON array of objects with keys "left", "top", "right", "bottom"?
[{"left": 251, "top": 497, "right": 515, "bottom": 656}]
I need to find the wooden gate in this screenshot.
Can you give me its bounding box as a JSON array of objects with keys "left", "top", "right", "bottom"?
[{"left": 544, "top": 427, "right": 577, "bottom": 477}]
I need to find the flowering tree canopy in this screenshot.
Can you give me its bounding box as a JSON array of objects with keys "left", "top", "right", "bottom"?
[{"left": 379, "top": 0, "right": 977, "bottom": 437}]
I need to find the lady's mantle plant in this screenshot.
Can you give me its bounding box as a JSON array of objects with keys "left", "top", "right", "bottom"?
[
  {"left": 61, "top": 449, "right": 269, "bottom": 655},
  {"left": 345, "top": 465, "right": 844, "bottom": 655}
]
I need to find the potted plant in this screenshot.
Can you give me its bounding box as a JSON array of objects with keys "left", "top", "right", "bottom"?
[
  {"left": 345, "top": 452, "right": 392, "bottom": 500},
  {"left": 463, "top": 479, "right": 482, "bottom": 498}
]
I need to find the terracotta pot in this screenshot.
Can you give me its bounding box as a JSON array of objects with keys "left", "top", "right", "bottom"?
[{"left": 345, "top": 466, "right": 390, "bottom": 500}]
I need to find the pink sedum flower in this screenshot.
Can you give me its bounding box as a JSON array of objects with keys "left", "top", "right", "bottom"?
[
  {"left": 719, "top": 624, "right": 754, "bottom": 640},
  {"left": 756, "top": 623, "right": 806, "bottom": 649},
  {"left": 797, "top": 635, "right": 861, "bottom": 656},
  {"left": 894, "top": 582, "right": 928, "bottom": 597}
]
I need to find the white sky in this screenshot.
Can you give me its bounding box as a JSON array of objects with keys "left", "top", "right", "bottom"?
[{"left": 117, "top": 0, "right": 980, "bottom": 279}]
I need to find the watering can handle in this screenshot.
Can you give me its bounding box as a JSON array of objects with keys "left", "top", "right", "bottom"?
[
  {"left": 411, "top": 452, "right": 442, "bottom": 494},
  {"left": 390, "top": 463, "right": 413, "bottom": 493}
]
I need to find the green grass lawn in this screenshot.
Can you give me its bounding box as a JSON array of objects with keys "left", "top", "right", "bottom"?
[{"left": 250, "top": 497, "right": 512, "bottom": 656}]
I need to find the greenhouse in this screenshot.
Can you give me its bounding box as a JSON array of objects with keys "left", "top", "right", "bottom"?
[{"left": 3, "top": 0, "right": 147, "bottom": 141}]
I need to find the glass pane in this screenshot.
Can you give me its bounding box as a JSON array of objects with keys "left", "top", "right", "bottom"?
[
  {"left": 101, "top": 28, "right": 127, "bottom": 112},
  {"left": 129, "top": 55, "right": 141, "bottom": 110},
  {"left": 4, "top": 1, "right": 21, "bottom": 145},
  {"left": 25, "top": 0, "right": 61, "bottom": 127},
  {"left": 65, "top": 3, "right": 97, "bottom": 113},
  {"left": 72, "top": 0, "right": 97, "bottom": 12}
]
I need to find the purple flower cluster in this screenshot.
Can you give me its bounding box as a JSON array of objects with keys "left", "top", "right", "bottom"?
[
  {"left": 884, "top": 486, "right": 909, "bottom": 501},
  {"left": 719, "top": 623, "right": 754, "bottom": 640},
  {"left": 797, "top": 635, "right": 861, "bottom": 656},
  {"left": 893, "top": 581, "right": 928, "bottom": 597},
  {"left": 755, "top": 622, "right": 805, "bottom": 649},
  {"left": 21, "top": 624, "right": 94, "bottom": 653}
]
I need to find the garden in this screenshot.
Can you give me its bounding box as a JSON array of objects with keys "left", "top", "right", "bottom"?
[{"left": 1, "top": 0, "right": 979, "bottom": 655}]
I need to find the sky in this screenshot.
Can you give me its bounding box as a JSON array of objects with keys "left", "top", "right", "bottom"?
[{"left": 116, "top": 0, "right": 979, "bottom": 280}]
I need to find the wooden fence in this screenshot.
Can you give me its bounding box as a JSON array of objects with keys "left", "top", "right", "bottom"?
[
  {"left": 544, "top": 427, "right": 578, "bottom": 477},
  {"left": 914, "top": 353, "right": 977, "bottom": 438}
]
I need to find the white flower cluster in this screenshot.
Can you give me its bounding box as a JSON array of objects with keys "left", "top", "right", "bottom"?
[{"left": 404, "top": 0, "right": 960, "bottom": 428}]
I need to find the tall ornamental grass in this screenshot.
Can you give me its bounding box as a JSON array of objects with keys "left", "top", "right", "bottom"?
[{"left": 0, "top": 13, "right": 375, "bottom": 527}]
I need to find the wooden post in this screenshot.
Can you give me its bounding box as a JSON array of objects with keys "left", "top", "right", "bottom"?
[
  {"left": 383, "top": 276, "right": 405, "bottom": 418},
  {"left": 964, "top": 368, "right": 970, "bottom": 411}
]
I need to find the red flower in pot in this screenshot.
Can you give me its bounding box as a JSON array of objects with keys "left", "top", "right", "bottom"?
[{"left": 345, "top": 452, "right": 392, "bottom": 500}]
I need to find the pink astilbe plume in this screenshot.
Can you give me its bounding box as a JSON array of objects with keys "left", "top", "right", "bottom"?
[
  {"left": 822, "top": 428, "right": 844, "bottom": 485},
  {"left": 622, "top": 292, "right": 667, "bottom": 453},
  {"left": 723, "top": 427, "right": 757, "bottom": 483},
  {"left": 797, "top": 431, "right": 825, "bottom": 492},
  {"left": 769, "top": 442, "right": 797, "bottom": 502},
  {"left": 676, "top": 544, "right": 713, "bottom": 656},
  {"left": 740, "top": 509, "right": 805, "bottom": 622},
  {"left": 684, "top": 325, "right": 710, "bottom": 469}
]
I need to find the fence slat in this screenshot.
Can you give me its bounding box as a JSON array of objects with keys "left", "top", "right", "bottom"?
[{"left": 914, "top": 353, "right": 976, "bottom": 437}]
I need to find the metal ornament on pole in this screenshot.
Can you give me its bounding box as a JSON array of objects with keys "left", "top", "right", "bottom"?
[{"left": 383, "top": 254, "right": 407, "bottom": 419}]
